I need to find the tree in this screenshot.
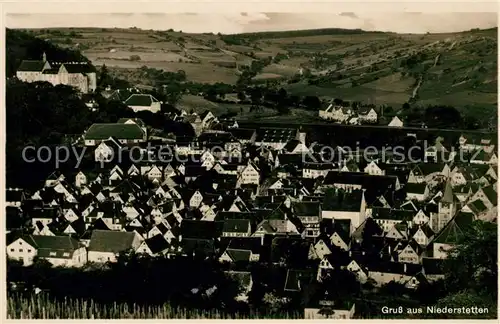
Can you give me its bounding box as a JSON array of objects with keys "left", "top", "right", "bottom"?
[
  {"left": 423, "top": 290, "right": 497, "bottom": 319},
  {"left": 97, "top": 64, "right": 110, "bottom": 89},
  {"left": 249, "top": 87, "right": 263, "bottom": 106},
  {"left": 443, "top": 220, "right": 497, "bottom": 300},
  {"left": 163, "top": 83, "right": 184, "bottom": 105},
  {"left": 237, "top": 92, "right": 246, "bottom": 102},
  {"left": 302, "top": 96, "right": 321, "bottom": 111},
  {"left": 424, "top": 105, "right": 462, "bottom": 128},
  {"left": 402, "top": 102, "right": 410, "bottom": 110}
]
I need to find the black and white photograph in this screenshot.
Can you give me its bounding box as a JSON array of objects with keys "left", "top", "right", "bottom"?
[{"left": 3, "top": 4, "right": 498, "bottom": 320}]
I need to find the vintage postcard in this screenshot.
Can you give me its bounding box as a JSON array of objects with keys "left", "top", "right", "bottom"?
[{"left": 2, "top": 1, "right": 498, "bottom": 320}]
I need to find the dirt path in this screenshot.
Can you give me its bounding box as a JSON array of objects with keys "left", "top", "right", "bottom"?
[
  {"left": 433, "top": 54, "right": 440, "bottom": 67},
  {"left": 411, "top": 77, "right": 423, "bottom": 99}
]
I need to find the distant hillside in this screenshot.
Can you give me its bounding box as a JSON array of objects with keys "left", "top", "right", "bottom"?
[
  {"left": 222, "top": 27, "right": 383, "bottom": 39},
  {"left": 6, "top": 28, "right": 91, "bottom": 77},
  {"left": 10, "top": 26, "right": 498, "bottom": 127}
]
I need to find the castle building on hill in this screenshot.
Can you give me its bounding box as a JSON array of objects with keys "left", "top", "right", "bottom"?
[{"left": 16, "top": 52, "right": 97, "bottom": 94}]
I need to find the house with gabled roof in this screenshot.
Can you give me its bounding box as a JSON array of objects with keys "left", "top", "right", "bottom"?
[
  {"left": 405, "top": 182, "right": 429, "bottom": 201},
  {"left": 358, "top": 106, "right": 378, "bottom": 123},
  {"left": 255, "top": 127, "right": 299, "bottom": 150},
  {"left": 421, "top": 257, "right": 446, "bottom": 282},
  {"left": 6, "top": 188, "right": 26, "bottom": 208},
  {"left": 326, "top": 219, "right": 352, "bottom": 251},
  {"left": 400, "top": 200, "right": 418, "bottom": 212},
  {"left": 62, "top": 218, "right": 87, "bottom": 238},
  {"left": 388, "top": 116, "right": 404, "bottom": 127},
  {"left": 199, "top": 110, "right": 218, "bottom": 128},
  {"left": 340, "top": 257, "right": 368, "bottom": 283},
  {"left": 304, "top": 297, "right": 356, "bottom": 319},
  {"left": 470, "top": 184, "right": 497, "bottom": 209},
  {"left": 367, "top": 261, "right": 422, "bottom": 287},
  {"left": 32, "top": 221, "right": 56, "bottom": 236},
  {"left": 179, "top": 220, "right": 221, "bottom": 257},
  {"left": 312, "top": 237, "right": 333, "bottom": 260},
  {"left": 45, "top": 171, "right": 66, "bottom": 188},
  {"left": 292, "top": 201, "right": 321, "bottom": 238},
  {"left": 221, "top": 219, "right": 252, "bottom": 237},
  {"left": 228, "top": 128, "right": 256, "bottom": 144},
  {"left": 284, "top": 269, "right": 315, "bottom": 292},
  {"left": 94, "top": 137, "right": 123, "bottom": 163},
  {"left": 282, "top": 139, "right": 309, "bottom": 154},
  {"left": 253, "top": 218, "right": 299, "bottom": 239},
  {"left": 424, "top": 138, "right": 451, "bottom": 162},
  {"left": 469, "top": 148, "right": 498, "bottom": 165},
  {"left": 411, "top": 224, "right": 435, "bottom": 246},
  {"left": 74, "top": 171, "right": 88, "bottom": 189},
  {"left": 7, "top": 235, "right": 86, "bottom": 267},
  {"left": 459, "top": 133, "right": 496, "bottom": 153},
  {"left": 363, "top": 160, "right": 386, "bottom": 176},
  {"left": 385, "top": 221, "right": 410, "bottom": 241},
  {"left": 237, "top": 161, "right": 260, "bottom": 186},
  {"left": 396, "top": 239, "right": 425, "bottom": 264},
  {"left": 462, "top": 199, "right": 488, "bottom": 218},
  {"left": 412, "top": 209, "right": 430, "bottom": 226},
  {"left": 351, "top": 218, "right": 384, "bottom": 245},
  {"left": 219, "top": 237, "right": 262, "bottom": 263},
  {"left": 16, "top": 53, "right": 96, "bottom": 93},
  {"left": 29, "top": 208, "right": 59, "bottom": 228},
  {"left": 84, "top": 123, "right": 147, "bottom": 146},
  {"left": 431, "top": 212, "right": 473, "bottom": 259},
  {"left": 450, "top": 165, "right": 473, "bottom": 187},
  {"left": 370, "top": 207, "right": 413, "bottom": 233},
  {"left": 88, "top": 230, "right": 142, "bottom": 263},
  {"left": 408, "top": 163, "right": 450, "bottom": 184},
  {"left": 319, "top": 103, "right": 353, "bottom": 122},
  {"left": 136, "top": 234, "right": 171, "bottom": 257},
  {"left": 124, "top": 94, "right": 161, "bottom": 113},
  {"left": 321, "top": 189, "right": 367, "bottom": 229},
  {"left": 302, "top": 162, "right": 337, "bottom": 179}
]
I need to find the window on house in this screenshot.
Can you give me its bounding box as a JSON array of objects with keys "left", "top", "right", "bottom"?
[
  {"left": 27, "top": 249, "right": 32, "bottom": 253},
  {"left": 10, "top": 249, "right": 14, "bottom": 252},
  {"left": 19, "top": 249, "right": 23, "bottom": 252},
  {"left": 49, "top": 252, "right": 56, "bottom": 256}
]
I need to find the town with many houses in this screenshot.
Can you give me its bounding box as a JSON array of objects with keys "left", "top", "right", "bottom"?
[{"left": 6, "top": 55, "right": 499, "bottom": 319}]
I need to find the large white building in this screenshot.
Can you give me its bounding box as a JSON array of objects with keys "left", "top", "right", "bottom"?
[{"left": 16, "top": 52, "right": 97, "bottom": 94}]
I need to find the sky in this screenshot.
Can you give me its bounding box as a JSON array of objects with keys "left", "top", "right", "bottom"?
[{"left": 5, "top": 13, "right": 498, "bottom": 34}]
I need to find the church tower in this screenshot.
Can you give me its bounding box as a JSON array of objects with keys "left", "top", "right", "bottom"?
[{"left": 437, "top": 180, "right": 456, "bottom": 231}]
